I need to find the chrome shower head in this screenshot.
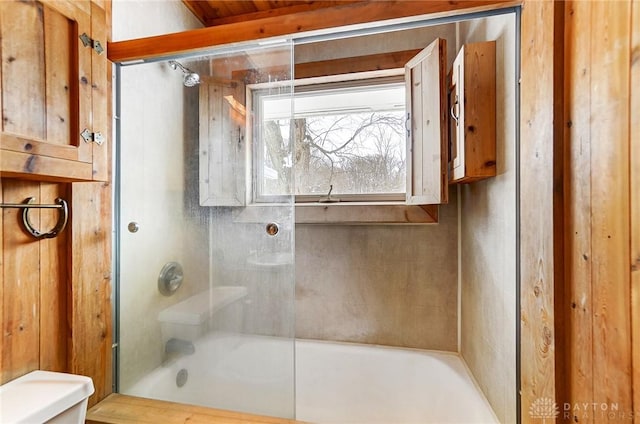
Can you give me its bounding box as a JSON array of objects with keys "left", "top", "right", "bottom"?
[
  {"left": 169, "top": 60, "right": 200, "bottom": 87},
  {"left": 183, "top": 71, "right": 200, "bottom": 87}
]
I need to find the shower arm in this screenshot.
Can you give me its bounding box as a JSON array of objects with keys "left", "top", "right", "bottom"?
[{"left": 169, "top": 60, "right": 191, "bottom": 75}]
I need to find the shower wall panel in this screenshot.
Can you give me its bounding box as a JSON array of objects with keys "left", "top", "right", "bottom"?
[
  {"left": 458, "top": 13, "right": 517, "bottom": 424},
  {"left": 295, "top": 192, "right": 458, "bottom": 351},
  {"left": 293, "top": 22, "right": 459, "bottom": 352},
  {"left": 113, "top": 0, "right": 205, "bottom": 392}
]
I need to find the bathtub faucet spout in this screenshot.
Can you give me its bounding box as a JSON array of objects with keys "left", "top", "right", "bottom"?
[{"left": 165, "top": 338, "right": 195, "bottom": 355}]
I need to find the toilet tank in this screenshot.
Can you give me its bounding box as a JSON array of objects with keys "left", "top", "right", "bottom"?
[
  {"left": 0, "top": 370, "right": 94, "bottom": 424},
  {"left": 158, "top": 286, "right": 248, "bottom": 343}
]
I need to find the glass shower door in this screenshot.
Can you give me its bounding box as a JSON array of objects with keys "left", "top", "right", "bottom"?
[{"left": 116, "top": 41, "right": 295, "bottom": 418}]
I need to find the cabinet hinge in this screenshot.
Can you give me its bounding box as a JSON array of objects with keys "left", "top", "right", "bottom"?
[
  {"left": 81, "top": 129, "right": 105, "bottom": 146},
  {"left": 79, "top": 33, "right": 104, "bottom": 55}
]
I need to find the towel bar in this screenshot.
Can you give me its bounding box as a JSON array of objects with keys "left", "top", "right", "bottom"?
[{"left": 0, "top": 197, "right": 69, "bottom": 239}]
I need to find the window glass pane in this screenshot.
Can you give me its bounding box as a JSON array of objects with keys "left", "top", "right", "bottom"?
[
  {"left": 257, "top": 89, "right": 293, "bottom": 198},
  {"left": 259, "top": 83, "right": 406, "bottom": 197}
]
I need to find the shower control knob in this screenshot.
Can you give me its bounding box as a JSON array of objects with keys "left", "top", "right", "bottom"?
[
  {"left": 127, "top": 222, "right": 140, "bottom": 233},
  {"left": 266, "top": 222, "right": 279, "bottom": 236}
]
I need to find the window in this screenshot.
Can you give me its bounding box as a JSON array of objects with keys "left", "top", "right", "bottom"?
[
  {"left": 198, "top": 38, "right": 448, "bottom": 211},
  {"left": 251, "top": 74, "right": 406, "bottom": 203}
]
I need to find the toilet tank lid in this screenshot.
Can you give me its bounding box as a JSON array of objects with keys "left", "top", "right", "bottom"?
[
  {"left": 0, "top": 370, "right": 95, "bottom": 424},
  {"left": 158, "top": 286, "right": 248, "bottom": 325}
]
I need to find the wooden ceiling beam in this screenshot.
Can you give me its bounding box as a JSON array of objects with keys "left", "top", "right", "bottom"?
[{"left": 108, "top": 0, "right": 517, "bottom": 63}]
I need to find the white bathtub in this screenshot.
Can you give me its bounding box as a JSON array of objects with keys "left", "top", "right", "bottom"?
[
  {"left": 126, "top": 332, "right": 294, "bottom": 418},
  {"left": 125, "top": 332, "right": 498, "bottom": 423}
]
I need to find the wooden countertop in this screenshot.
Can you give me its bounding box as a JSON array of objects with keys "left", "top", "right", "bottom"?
[{"left": 87, "top": 394, "right": 304, "bottom": 424}]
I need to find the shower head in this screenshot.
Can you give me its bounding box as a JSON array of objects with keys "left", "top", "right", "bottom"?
[{"left": 169, "top": 60, "right": 200, "bottom": 87}]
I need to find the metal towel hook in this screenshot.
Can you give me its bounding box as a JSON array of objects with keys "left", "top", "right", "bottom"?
[{"left": 0, "top": 197, "right": 69, "bottom": 240}]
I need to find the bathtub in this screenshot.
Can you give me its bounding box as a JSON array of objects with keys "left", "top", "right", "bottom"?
[
  {"left": 125, "top": 332, "right": 498, "bottom": 423},
  {"left": 126, "top": 332, "right": 294, "bottom": 418}
]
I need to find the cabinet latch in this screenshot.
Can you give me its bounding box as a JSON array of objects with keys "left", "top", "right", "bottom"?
[
  {"left": 79, "top": 33, "right": 104, "bottom": 55},
  {"left": 81, "top": 129, "right": 105, "bottom": 146}
]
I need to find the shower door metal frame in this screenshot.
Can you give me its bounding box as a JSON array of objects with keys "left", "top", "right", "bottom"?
[{"left": 111, "top": 6, "right": 523, "bottom": 421}]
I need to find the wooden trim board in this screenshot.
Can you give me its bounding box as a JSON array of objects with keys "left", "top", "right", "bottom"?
[
  {"left": 87, "top": 394, "right": 303, "bottom": 424},
  {"left": 107, "top": 1, "right": 517, "bottom": 62},
  {"left": 630, "top": 0, "right": 639, "bottom": 421},
  {"left": 519, "top": 0, "right": 558, "bottom": 419}
]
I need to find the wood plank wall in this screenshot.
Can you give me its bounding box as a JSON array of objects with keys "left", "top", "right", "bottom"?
[
  {"left": 519, "top": 0, "right": 558, "bottom": 418},
  {"left": 70, "top": 182, "right": 112, "bottom": 405},
  {"left": 631, "top": 0, "right": 639, "bottom": 421},
  {"left": 561, "top": 1, "right": 636, "bottom": 422},
  {"left": 0, "top": 178, "right": 112, "bottom": 407},
  {"left": 0, "top": 180, "right": 70, "bottom": 383},
  {"left": 0, "top": 1, "right": 113, "bottom": 408}
]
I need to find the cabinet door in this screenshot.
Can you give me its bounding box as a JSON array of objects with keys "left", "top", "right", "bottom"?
[
  {"left": 199, "top": 78, "right": 246, "bottom": 206},
  {"left": 405, "top": 38, "right": 448, "bottom": 205},
  {"left": 0, "top": 0, "right": 106, "bottom": 181},
  {"left": 449, "top": 53, "right": 463, "bottom": 179},
  {"left": 449, "top": 41, "right": 496, "bottom": 184}
]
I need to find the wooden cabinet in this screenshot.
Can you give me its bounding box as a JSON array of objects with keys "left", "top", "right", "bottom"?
[
  {"left": 0, "top": 0, "right": 109, "bottom": 182},
  {"left": 449, "top": 41, "right": 496, "bottom": 184}
]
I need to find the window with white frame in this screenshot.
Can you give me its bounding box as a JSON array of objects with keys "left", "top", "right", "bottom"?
[{"left": 251, "top": 74, "right": 406, "bottom": 203}]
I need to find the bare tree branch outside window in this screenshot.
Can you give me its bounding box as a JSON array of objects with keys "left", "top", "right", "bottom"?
[
  {"left": 262, "top": 111, "right": 405, "bottom": 196},
  {"left": 257, "top": 81, "right": 406, "bottom": 198}
]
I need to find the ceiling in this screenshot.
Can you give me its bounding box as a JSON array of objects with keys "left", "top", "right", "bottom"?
[{"left": 182, "top": 0, "right": 363, "bottom": 27}]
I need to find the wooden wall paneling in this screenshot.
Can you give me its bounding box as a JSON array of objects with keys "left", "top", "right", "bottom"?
[
  {"left": 38, "top": 182, "right": 70, "bottom": 373},
  {"left": 630, "top": 0, "right": 639, "bottom": 421},
  {"left": 0, "top": 180, "right": 41, "bottom": 384},
  {"left": 563, "top": 1, "right": 593, "bottom": 421},
  {"left": 519, "top": 0, "right": 557, "bottom": 419},
  {"left": 590, "top": 0, "right": 633, "bottom": 412},
  {"left": 70, "top": 181, "right": 112, "bottom": 407}
]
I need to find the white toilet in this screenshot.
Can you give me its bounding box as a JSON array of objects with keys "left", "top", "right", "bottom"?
[{"left": 0, "top": 370, "right": 94, "bottom": 423}]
